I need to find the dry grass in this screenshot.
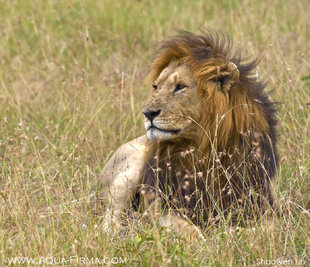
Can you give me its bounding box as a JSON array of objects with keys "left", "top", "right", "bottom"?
[{"left": 0, "top": 0, "right": 309, "bottom": 266}]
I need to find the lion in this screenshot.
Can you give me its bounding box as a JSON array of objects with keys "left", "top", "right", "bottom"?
[{"left": 99, "top": 29, "right": 278, "bottom": 231}]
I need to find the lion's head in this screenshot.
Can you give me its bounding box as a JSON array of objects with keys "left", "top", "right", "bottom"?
[
  {"left": 139, "top": 30, "right": 278, "bottom": 225},
  {"left": 143, "top": 30, "right": 273, "bottom": 153}
]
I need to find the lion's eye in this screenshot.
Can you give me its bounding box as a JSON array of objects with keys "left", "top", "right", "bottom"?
[
  {"left": 174, "top": 84, "right": 186, "bottom": 92},
  {"left": 153, "top": 84, "right": 158, "bottom": 91}
]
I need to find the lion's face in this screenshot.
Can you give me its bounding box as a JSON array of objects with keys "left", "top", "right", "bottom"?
[{"left": 143, "top": 62, "right": 203, "bottom": 141}]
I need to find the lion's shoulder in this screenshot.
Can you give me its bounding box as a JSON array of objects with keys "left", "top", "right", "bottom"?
[{"left": 100, "top": 135, "right": 148, "bottom": 186}]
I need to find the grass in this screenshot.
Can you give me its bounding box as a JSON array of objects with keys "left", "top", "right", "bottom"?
[{"left": 0, "top": 0, "right": 309, "bottom": 265}]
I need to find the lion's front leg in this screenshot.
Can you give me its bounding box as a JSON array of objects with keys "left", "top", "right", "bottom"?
[{"left": 98, "top": 135, "right": 148, "bottom": 232}]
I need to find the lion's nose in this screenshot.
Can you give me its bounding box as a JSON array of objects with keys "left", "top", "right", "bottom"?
[{"left": 143, "top": 109, "right": 161, "bottom": 121}]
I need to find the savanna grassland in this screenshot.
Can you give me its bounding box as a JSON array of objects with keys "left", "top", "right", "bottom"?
[{"left": 0, "top": 0, "right": 309, "bottom": 266}]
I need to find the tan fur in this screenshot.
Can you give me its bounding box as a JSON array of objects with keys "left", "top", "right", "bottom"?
[{"left": 100, "top": 135, "right": 147, "bottom": 231}]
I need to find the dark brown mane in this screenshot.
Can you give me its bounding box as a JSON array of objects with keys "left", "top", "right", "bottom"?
[
  {"left": 135, "top": 30, "right": 278, "bottom": 227},
  {"left": 148, "top": 29, "right": 260, "bottom": 92}
]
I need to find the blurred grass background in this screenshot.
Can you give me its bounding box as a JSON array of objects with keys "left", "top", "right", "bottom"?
[{"left": 0, "top": 0, "right": 309, "bottom": 265}]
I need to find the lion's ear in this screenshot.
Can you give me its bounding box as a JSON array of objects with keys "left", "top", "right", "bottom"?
[{"left": 214, "top": 62, "right": 239, "bottom": 92}]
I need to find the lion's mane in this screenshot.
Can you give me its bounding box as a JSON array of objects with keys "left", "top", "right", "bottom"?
[{"left": 136, "top": 30, "right": 278, "bottom": 226}]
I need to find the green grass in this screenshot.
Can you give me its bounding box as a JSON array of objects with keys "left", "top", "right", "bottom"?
[{"left": 0, "top": 0, "right": 309, "bottom": 266}]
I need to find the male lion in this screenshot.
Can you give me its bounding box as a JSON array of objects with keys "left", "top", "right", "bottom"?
[{"left": 100, "top": 30, "right": 278, "bottom": 231}]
